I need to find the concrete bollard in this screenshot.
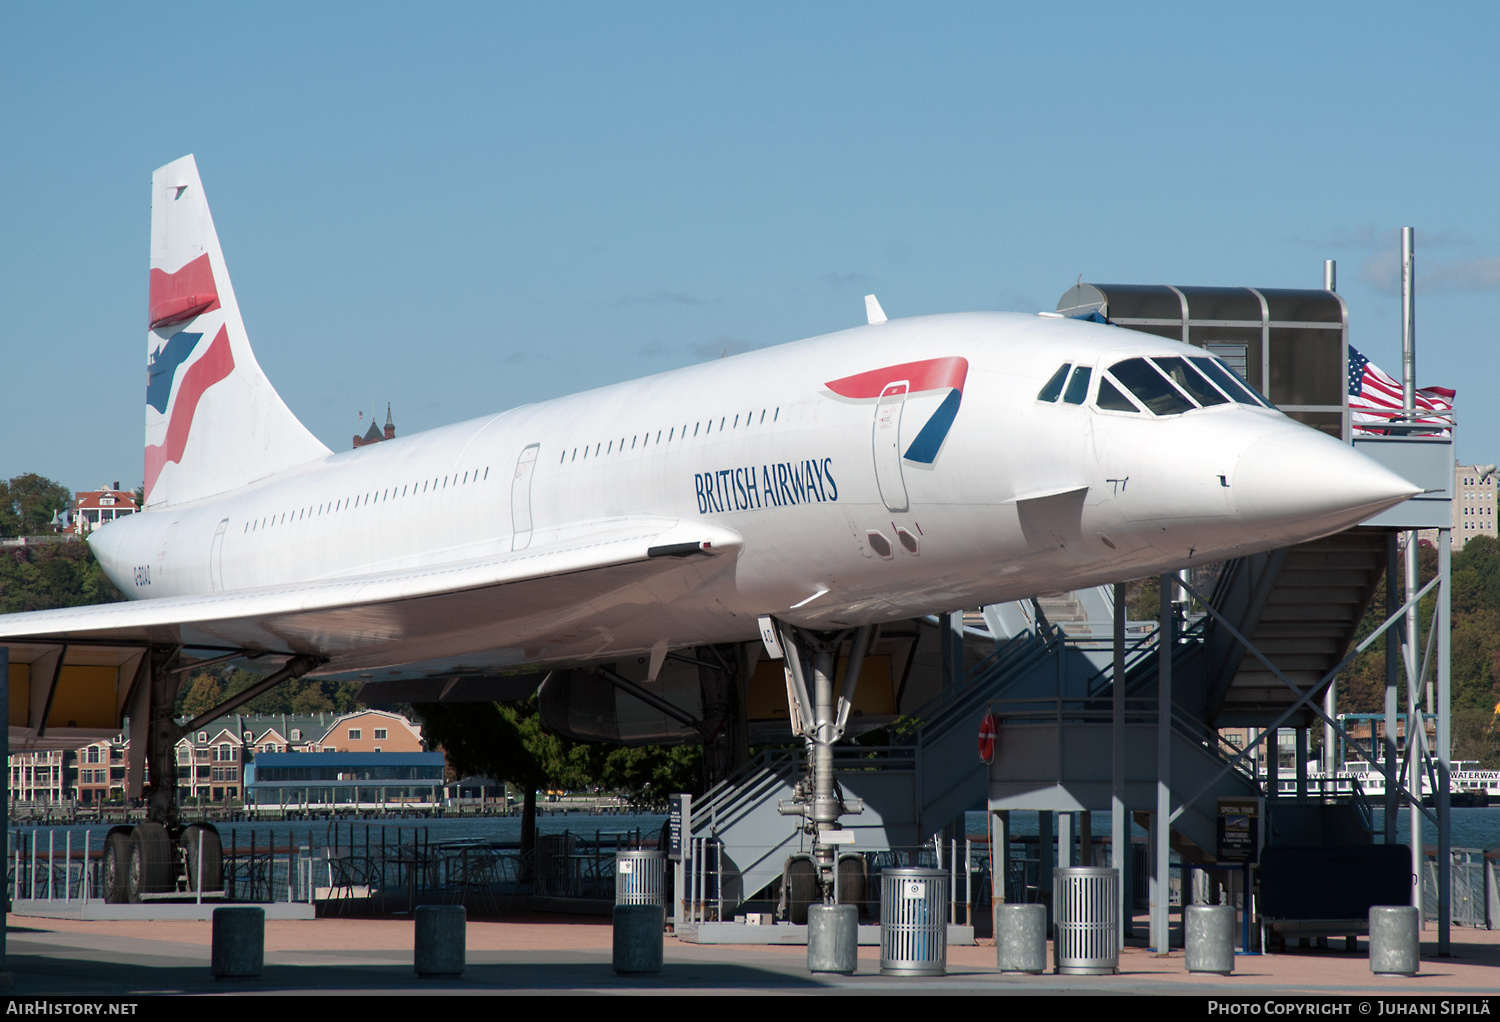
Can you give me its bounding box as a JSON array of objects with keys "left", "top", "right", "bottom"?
[
  {"left": 1185, "top": 904, "right": 1235, "bottom": 975},
  {"left": 414, "top": 904, "right": 466, "bottom": 977},
  {"left": 1369, "top": 906, "right": 1420, "bottom": 977},
  {"left": 613, "top": 904, "right": 664, "bottom": 974},
  {"left": 211, "top": 906, "right": 265, "bottom": 979},
  {"left": 996, "top": 903, "right": 1048, "bottom": 974},
  {"left": 807, "top": 904, "right": 859, "bottom": 975}
]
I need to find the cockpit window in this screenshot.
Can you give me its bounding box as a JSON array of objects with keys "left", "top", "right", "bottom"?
[
  {"left": 1190, "top": 356, "right": 1274, "bottom": 408},
  {"left": 1037, "top": 363, "right": 1071, "bottom": 402},
  {"left": 1095, "top": 377, "right": 1140, "bottom": 412},
  {"left": 1062, "top": 366, "right": 1092, "bottom": 405},
  {"left": 1108, "top": 358, "right": 1195, "bottom": 415},
  {"left": 1152, "top": 357, "right": 1228, "bottom": 407},
  {"left": 1098, "top": 376, "right": 1140, "bottom": 411}
]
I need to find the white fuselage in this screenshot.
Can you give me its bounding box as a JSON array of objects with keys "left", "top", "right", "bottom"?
[{"left": 89, "top": 312, "right": 1406, "bottom": 670}]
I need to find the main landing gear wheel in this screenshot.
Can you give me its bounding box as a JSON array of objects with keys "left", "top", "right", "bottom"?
[
  {"left": 181, "top": 824, "right": 224, "bottom": 894},
  {"left": 102, "top": 829, "right": 133, "bottom": 904},
  {"left": 127, "top": 822, "right": 173, "bottom": 903}
]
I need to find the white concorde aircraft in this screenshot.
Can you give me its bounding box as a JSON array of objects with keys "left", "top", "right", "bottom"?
[{"left": 0, "top": 154, "right": 1416, "bottom": 735}]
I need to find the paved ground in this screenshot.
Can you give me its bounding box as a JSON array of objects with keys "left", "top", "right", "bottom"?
[{"left": 4, "top": 911, "right": 1498, "bottom": 996}]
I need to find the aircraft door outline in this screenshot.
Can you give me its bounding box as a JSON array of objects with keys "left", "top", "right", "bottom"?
[
  {"left": 511, "top": 443, "right": 540, "bottom": 551},
  {"left": 209, "top": 517, "right": 228, "bottom": 592},
  {"left": 873, "top": 382, "right": 910, "bottom": 512}
]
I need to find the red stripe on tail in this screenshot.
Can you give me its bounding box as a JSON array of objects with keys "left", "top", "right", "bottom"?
[{"left": 149, "top": 253, "right": 221, "bottom": 329}]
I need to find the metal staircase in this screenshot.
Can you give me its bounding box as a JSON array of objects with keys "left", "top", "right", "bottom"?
[
  {"left": 689, "top": 623, "right": 1064, "bottom": 908},
  {"left": 1203, "top": 527, "right": 1388, "bottom": 727}
]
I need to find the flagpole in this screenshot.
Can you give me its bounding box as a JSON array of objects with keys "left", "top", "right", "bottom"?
[
  {"left": 1401, "top": 227, "right": 1415, "bottom": 417},
  {"left": 1397, "top": 225, "right": 1427, "bottom": 930}
]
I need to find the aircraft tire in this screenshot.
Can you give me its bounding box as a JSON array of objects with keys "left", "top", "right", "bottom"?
[
  {"left": 785, "top": 856, "right": 817, "bottom": 926},
  {"left": 102, "top": 829, "right": 133, "bottom": 904},
  {"left": 181, "top": 825, "right": 223, "bottom": 893},
  {"left": 127, "top": 822, "right": 173, "bottom": 902},
  {"left": 836, "top": 854, "right": 867, "bottom": 916}
]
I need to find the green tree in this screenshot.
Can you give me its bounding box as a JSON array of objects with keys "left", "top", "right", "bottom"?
[
  {"left": 416, "top": 699, "right": 594, "bottom": 862},
  {"left": 0, "top": 540, "right": 124, "bottom": 613},
  {"left": 171, "top": 665, "right": 362, "bottom": 718},
  {"left": 0, "top": 473, "right": 73, "bottom": 537},
  {"left": 1126, "top": 576, "right": 1161, "bottom": 621},
  {"left": 180, "top": 672, "right": 225, "bottom": 718},
  {"left": 595, "top": 743, "right": 703, "bottom": 806},
  {"left": 415, "top": 699, "right": 705, "bottom": 860}
]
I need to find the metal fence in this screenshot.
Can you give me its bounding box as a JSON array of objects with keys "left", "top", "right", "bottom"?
[
  {"left": 1422, "top": 848, "right": 1492, "bottom": 929},
  {"left": 677, "top": 836, "right": 979, "bottom": 926},
  {"left": 6, "top": 823, "right": 650, "bottom": 913}
]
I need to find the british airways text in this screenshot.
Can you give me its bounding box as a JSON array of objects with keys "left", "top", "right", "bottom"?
[{"left": 695, "top": 459, "right": 838, "bottom": 514}]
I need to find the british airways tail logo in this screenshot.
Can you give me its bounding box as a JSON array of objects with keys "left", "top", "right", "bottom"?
[
  {"left": 824, "top": 356, "right": 969, "bottom": 463},
  {"left": 144, "top": 257, "right": 234, "bottom": 501}
]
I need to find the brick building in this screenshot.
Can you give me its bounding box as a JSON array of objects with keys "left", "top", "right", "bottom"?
[
  {"left": 6, "top": 710, "right": 429, "bottom": 807},
  {"left": 352, "top": 405, "right": 396, "bottom": 449}
]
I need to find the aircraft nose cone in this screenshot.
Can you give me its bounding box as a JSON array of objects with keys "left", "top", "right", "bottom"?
[{"left": 1233, "top": 428, "right": 1419, "bottom": 534}]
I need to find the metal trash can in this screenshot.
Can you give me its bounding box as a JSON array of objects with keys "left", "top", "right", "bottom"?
[
  {"left": 1369, "top": 905, "right": 1419, "bottom": 977},
  {"left": 1052, "top": 866, "right": 1119, "bottom": 975},
  {"left": 880, "top": 867, "right": 947, "bottom": 977},
  {"left": 616, "top": 850, "right": 665, "bottom": 906}
]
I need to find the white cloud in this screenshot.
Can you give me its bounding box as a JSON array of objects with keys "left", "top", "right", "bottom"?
[
  {"left": 691, "top": 335, "right": 761, "bottom": 359},
  {"left": 819, "top": 271, "right": 874, "bottom": 288},
  {"left": 614, "top": 290, "right": 714, "bottom": 308},
  {"left": 1359, "top": 251, "right": 1499, "bottom": 295}
]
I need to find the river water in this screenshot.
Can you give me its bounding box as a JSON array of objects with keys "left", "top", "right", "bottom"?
[
  {"left": 961, "top": 807, "right": 1500, "bottom": 851},
  {"left": 8, "top": 810, "right": 669, "bottom": 861},
  {"left": 8, "top": 806, "right": 1497, "bottom": 865}
]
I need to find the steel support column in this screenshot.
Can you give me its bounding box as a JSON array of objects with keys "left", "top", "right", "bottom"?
[
  {"left": 1058, "top": 811, "right": 1073, "bottom": 870},
  {"left": 1153, "top": 573, "right": 1172, "bottom": 954},
  {"left": 1038, "top": 810, "right": 1053, "bottom": 930},
  {"left": 1437, "top": 527, "right": 1452, "bottom": 954},
  {"left": 1111, "top": 581, "right": 1127, "bottom": 947},
  {"left": 991, "top": 809, "right": 1009, "bottom": 921},
  {"left": 1385, "top": 532, "right": 1400, "bottom": 844},
  {"left": 1405, "top": 531, "right": 1423, "bottom": 918},
  {"left": 1296, "top": 728, "right": 1308, "bottom": 797},
  {"left": 1, "top": 646, "right": 9, "bottom": 977}
]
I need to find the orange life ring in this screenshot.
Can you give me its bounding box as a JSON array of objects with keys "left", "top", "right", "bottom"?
[{"left": 978, "top": 710, "right": 998, "bottom": 764}]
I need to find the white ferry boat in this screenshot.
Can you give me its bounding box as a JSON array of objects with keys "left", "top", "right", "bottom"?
[{"left": 1259, "top": 760, "right": 1500, "bottom": 804}]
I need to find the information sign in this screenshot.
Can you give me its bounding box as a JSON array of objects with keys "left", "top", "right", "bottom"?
[
  {"left": 1216, "top": 797, "right": 1259, "bottom": 864},
  {"left": 668, "top": 793, "right": 690, "bottom": 861}
]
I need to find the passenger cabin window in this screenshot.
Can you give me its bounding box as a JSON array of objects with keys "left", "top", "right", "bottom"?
[
  {"left": 1108, "top": 358, "right": 1195, "bottom": 415},
  {"left": 1037, "top": 363, "right": 1071, "bottom": 402},
  {"left": 1062, "top": 366, "right": 1092, "bottom": 405}
]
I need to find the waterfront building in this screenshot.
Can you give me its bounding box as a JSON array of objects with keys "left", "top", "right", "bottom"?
[{"left": 245, "top": 751, "right": 446, "bottom": 812}]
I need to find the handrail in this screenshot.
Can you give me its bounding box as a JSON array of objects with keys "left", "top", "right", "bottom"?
[{"left": 891, "top": 625, "right": 1062, "bottom": 746}]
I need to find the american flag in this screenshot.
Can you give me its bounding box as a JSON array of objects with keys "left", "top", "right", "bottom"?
[{"left": 1348, "top": 345, "right": 1455, "bottom": 435}]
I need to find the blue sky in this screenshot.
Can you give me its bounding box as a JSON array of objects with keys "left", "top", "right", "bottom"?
[{"left": 3, "top": 2, "right": 1496, "bottom": 490}]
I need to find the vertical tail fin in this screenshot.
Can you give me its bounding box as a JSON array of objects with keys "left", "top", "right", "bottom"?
[{"left": 145, "top": 155, "right": 329, "bottom": 508}]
